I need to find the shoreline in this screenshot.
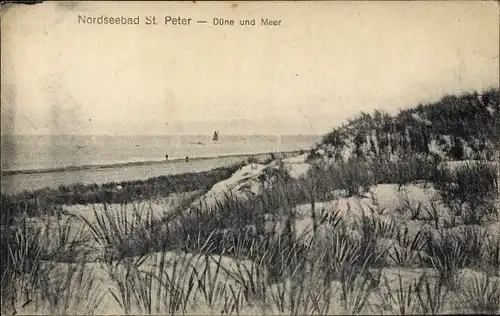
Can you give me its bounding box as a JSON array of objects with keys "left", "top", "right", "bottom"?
[
  {"left": 1, "top": 150, "right": 305, "bottom": 195},
  {"left": 1, "top": 150, "right": 306, "bottom": 177}
]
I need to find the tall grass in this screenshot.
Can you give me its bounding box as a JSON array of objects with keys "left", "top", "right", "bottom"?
[
  {"left": 436, "top": 161, "right": 498, "bottom": 224},
  {"left": 415, "top": 273, "right": 450, "bottom": 315},
  {"left": 459, "top": 273, "right": 500, "bottom": 314},
  {"left": 483, "top": 233, "right": 500, "bottom": 274},
  {"left": 1, "top": 221, "right": 43, "bottom": 315},
  {"left": 420, "top": 226, "right": 487, "bottom": 289},
  {"left": 104, "top": 252, "right": 202, "bottom": 315},
  {"left": 78, "top": 203, "right": 158, "bottom": 261},
  {"left": 388, "top": 227, "right": 426, "bottom": 267},
  {"left": 1, "top": 216, "right": 104, "bottom": 315},
  {"left": 380, "top": 273, "right": 420, "bottom": 315},
  {"left": 38, "top": 262, "right": 106, "bottom": 315},
  {"left": 308, "top": 155, "right": 442, "bottom": 201},
  {"left": 2, "top": 137, "right": 499, "bottom": 314}
]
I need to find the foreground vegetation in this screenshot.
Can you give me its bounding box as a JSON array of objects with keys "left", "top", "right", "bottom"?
[
  {"left": 1, "top": 152, "right": 499, "bottom": 315},
  {"left": 1, "top": 89, "right": 500, "bottom": 315}
]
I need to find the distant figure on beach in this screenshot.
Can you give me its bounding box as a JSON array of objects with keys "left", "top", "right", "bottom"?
[
  {"left": 165, "top": 154, "right": 169, "bottom": 160},
  {"left": 185, "top": 156, "right": 189, "bottom": 162}
]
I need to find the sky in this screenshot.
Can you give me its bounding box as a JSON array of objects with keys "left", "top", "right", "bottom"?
[{"left": 1, "top": 1, "right": 499, "bottom": 136}]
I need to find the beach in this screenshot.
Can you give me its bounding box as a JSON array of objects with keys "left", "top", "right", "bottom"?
[
  {"left": 0, "top": 134, "right": 319, "bottom": 195},
  {"left": 0, "top": 134, "right": 319, "bottom": 172},
  {"left": 0, "top": 151, "right": 302, "bottom": 195}
]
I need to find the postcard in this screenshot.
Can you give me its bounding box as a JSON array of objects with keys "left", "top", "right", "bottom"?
[{"left": 1, "top": 1, "right": 499, "bottom": 315}]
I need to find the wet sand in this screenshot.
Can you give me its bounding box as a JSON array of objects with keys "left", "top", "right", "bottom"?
[{"left": 1, "top": 151, "right": 301, "bottom": 195}]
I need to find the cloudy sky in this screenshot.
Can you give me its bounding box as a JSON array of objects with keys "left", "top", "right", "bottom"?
[{"left": 1, "top": 1, "right": 498, "bottom": 136}]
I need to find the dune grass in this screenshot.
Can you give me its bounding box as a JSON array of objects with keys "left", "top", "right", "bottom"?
[
  {"left": 459, "top": 273, "right": 500, "bottom": 314},
  {"left": 0, "top": 162, "right": 247, "bottom": 223},
  {"left": 2, "top": 87, "right": 500, "bottom": 314},
  {"left": 312, "top": 88, "right": 500, "bottom": 162},
  {"left": 1, "top": 151, "right": 499, "bottom": 315}
]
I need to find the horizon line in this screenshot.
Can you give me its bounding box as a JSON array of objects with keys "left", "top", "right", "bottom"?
[{"left": 0, "top": 133, "right": 325, "bottom": 137}]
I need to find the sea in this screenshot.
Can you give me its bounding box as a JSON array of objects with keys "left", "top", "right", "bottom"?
[{"left": 1, "top": 134, "right": 321, "bottom": 194}]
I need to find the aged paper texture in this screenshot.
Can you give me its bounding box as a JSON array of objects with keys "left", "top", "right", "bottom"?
[{"left": 1, "top": 1, "right": 499, "bottom": 315}]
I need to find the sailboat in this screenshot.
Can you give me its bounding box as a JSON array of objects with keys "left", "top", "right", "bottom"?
[{"left": 212, "top": 130, "right": 219, "bottom": 142}]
